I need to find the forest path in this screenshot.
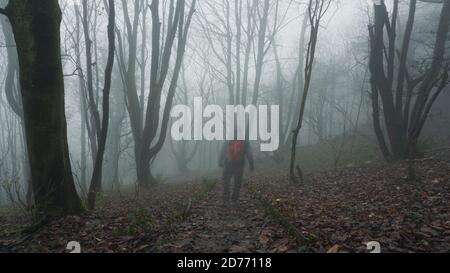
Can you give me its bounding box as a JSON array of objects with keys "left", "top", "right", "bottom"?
[
  {"left": 156, "top": 183, "right": 296, "bottom": 253},
  {"left": 3, "top": 152, "right": 448, "bottom": 253}
]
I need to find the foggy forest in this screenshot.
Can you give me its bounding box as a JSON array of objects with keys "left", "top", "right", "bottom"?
[{"left": 0, "top": 0, "right": 449, "bottom": 254}]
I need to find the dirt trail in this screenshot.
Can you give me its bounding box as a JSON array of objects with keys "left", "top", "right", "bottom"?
[{"left": 156, "top": 185, "right": 297, "bottom": 253}]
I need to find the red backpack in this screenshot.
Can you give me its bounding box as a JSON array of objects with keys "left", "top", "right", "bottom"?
[{"left": 227, "top": 140, "right": 245, "bottom": 162}]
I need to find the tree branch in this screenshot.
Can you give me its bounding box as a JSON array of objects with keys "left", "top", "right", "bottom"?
[
  {"left": 419, "top": 0, "right": 444, "bottom": 3},
  {"left": 0, "top": 7, "right": 8, "bottom": 16}
]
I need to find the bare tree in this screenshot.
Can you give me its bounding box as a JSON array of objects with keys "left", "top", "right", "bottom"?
[
  {"left": 197, "top": 0, "right": 286, "bottom": 106},
  {"left": 115, "top": 0, "right": 196, "bottom": 188},
  {"left": 278, "top": 14, "right": 309, "bottom": 158},
  {"left": 290, "top": 0, "right": 332, "bottom": 184},
  {"left": 368, "top": 0, "right": 450, "bottom": 164},
  {"left": 87, "top": 0, "right": 116, "bottom": 210},
  {"left": 138, "top": 0, "right": 197, "bottom": 187},
  {"left": 79, "top": 0, "right": 101, "bottom": 163},
  {"left": 169, "top": 65, "right": 200, "bottom": 174}
]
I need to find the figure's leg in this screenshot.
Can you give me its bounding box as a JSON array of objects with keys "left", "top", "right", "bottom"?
[
  {"left": 231, "top": 167, "right": 244, "bottom": 204},
  {"left": 222, "top": 166, "right": 232, "bottom": 205}
]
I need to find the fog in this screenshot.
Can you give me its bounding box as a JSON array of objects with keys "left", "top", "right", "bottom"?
[
  {"left": 0, "top": 0, "right": 447, "bottom": 203},
  {"left": 0, "top": 0, "right": 450, "bottom": 252}
]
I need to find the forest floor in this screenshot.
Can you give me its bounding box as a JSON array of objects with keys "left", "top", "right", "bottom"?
[{"left": 0, "top": 151, "right": 449, "bottom": 253}]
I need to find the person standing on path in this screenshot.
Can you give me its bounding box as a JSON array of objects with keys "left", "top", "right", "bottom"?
[{"left": 219, "top": 140, "right": 255, "bottom": 207}]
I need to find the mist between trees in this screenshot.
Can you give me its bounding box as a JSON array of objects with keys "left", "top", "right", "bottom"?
[
  {"left": 0, "top": 0, "right": 449, "bottom": 219},
  {"left": 170, "top": 97, "right": 280, "bottom": 152}
]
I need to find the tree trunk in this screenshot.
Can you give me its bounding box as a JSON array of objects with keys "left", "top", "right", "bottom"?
[
  {"left": 0, "top": 10, "right": 34, "bottom": 207},
  {"left": 136, "top": 149, "right": 155, "bottom": 188},
  {"left": 289, "top": 0, "right": 329, "bottom": 183},
  {"left": 87, "top": 0, "right": 116, "bottom": 210},
  {"left": 105, "top": 92, "right": 125, "bottom": 190},
  {"left": 4, "top": 0, "right": 83, "bottom": 217},
  {"left": 74, "top": 4, "right": 88, "bottom": 192},
  {"left": 251, "top": 0, "right": 270, "bottom": 105},
  {"left": 81, "top": 0, "right": 100, "bottom": 162}
]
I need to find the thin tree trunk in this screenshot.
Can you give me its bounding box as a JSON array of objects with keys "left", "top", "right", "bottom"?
[
  {"left": 74, "top": 5, "right": 88, "bottom": 191},
  {"left": 290, "top": 0, "right": 330, "bottom": 183},
  {"left": 87, "top": 0, "right": 116, "bottom": 210},
  {"left": 81, "top": 0, "right": 101, "bottom": 161}
]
